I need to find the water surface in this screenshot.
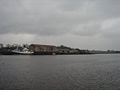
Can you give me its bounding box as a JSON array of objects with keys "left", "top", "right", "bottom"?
[{"left": 0, "top": 55, "right": 120, "bottom": 90}]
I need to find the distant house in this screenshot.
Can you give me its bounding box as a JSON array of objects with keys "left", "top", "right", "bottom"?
[
  {"left": 69, "top": 49, "right": 80, "bottom": 54},
  {"left": 56, "top": 45, "right": 72, "bottom": 54},
  {"left": 0, "top": 44, "right": 3, "bottom": 49},
  {"left": 57, "top": 48, "right": 70, "bottom": 54},
  {"left": 29, "top": 44, "right": 57, "bottom": 54}
]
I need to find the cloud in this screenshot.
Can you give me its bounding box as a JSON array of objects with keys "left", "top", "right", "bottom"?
[
  {"left": 72, "top": 22, "right": 101, "bottom": 36},
  {"left": 0, "top": 33, "right": 35, "bottom": 44},
  {"left": 0, "top": 0, "right": 120, "bottom": 49},
  {"left": 0, "top": 0, "right": 120, "bottom": 36},
  {"left": 101, "top": 18, "right": 120, "bottom": 38}
]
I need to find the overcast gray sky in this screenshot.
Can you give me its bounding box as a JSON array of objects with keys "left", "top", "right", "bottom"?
[{"left": 0, "top": 0, "right": 120, "bottom": 50}]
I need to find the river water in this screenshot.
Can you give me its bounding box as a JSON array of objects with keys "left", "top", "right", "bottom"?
[{"left": 0, "top": 55, "right": 120, "bottom": 90}]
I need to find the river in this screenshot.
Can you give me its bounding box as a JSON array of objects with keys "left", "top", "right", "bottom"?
[{"left": 0, "top": 54, "right": 120, "bottom": 90}]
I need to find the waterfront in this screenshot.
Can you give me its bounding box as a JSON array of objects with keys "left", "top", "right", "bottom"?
[{"left": 0, "top": 55, "right": 120, "bottom": 90}]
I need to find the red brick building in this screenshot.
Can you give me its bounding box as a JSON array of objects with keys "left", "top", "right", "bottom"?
[{"left": 30, "top": 44, "right": 57, "bottom": 54}]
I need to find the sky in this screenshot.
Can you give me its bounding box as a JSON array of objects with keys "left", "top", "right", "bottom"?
[{"left": 0, "top": 0, "right": 120, "bottom": 50}]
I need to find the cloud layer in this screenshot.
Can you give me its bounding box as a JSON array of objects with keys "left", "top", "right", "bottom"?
[{"left": 0, "top": 0, "right": 120, "bottom": 49}]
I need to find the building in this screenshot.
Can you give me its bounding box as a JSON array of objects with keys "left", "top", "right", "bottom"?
[
  {"left": 69, "top": 49, "right": 80, "bottom": 54},
  {"left": 29, "top": 44, "right": 57, "bottom": 54},
  {"left": 56, "top": 45, "right": 72, "bottom": 54},
  {"left": 0, "top": 44, "right": 3, "bottom": 49}
]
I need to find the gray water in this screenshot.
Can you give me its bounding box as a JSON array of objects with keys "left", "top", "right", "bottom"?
[{"left": 0, "top": 55, "right": 120, "bottom": 90}]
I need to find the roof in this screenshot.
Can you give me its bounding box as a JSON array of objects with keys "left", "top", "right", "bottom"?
[{"left": 30, "top": 44, "right": 56, "bottom": 47}]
